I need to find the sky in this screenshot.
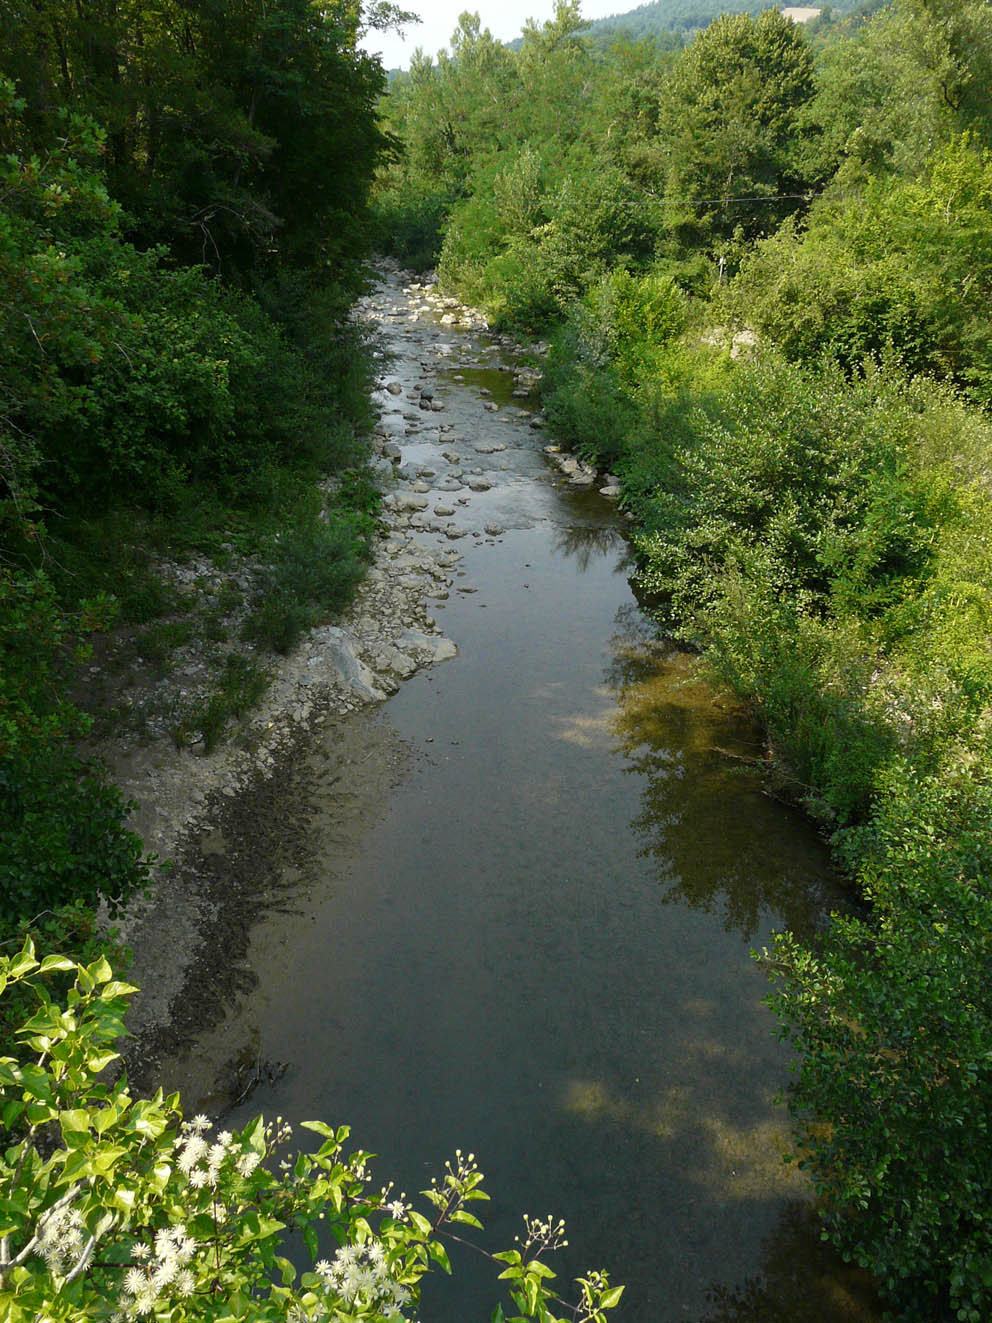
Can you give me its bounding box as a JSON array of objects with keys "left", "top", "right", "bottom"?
[{"left": 359, "top": 1, "right": 629, "bottom": 71}]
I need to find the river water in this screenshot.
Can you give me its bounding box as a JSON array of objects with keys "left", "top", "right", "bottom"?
[{"left": 169, "top": 273, "right": 880, "bottom": 1321}]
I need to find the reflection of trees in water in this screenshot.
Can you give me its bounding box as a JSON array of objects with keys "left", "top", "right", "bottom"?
[
  {"left": 552, "top": 521, "right": 629, "bottom": 573},
  {"left": 697, "top": 1201, "right": 881, "bottom": 1323},
  {"left": 606, "top": 605, "right": 839, "bottom": 943},
  {"left": 604, "top": 603, "right": 691, "bottom": 690}
]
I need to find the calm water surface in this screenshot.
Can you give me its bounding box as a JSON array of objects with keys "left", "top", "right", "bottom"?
[{"left": 177, "top": 276, "right": 881, "bottom": 1323}]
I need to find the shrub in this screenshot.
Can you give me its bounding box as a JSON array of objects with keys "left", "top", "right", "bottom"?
[
  {"left": 244, "top": 505, "right": 373, "bottom": 655},
  {"left": 767, "top": 753, "right": 992, "bottom": 1320}
]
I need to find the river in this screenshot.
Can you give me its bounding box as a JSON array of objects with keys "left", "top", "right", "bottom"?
[{"left": 159, "top": 270, "right": 880, "bottom": 1322}]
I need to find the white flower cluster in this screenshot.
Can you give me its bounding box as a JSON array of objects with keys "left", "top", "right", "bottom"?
[
  {"left": 314, "top": 1240, "right": 415, "bottom": 1320},
  {"left": 118, "top": 1225, "right": 197, "bottom": 1316},
  {"left": 35, "top": 1200, "right": 86, "bottom": 1277},
  {"left": 174, "top": 1113, "right": 269, "bottom": 1190}
]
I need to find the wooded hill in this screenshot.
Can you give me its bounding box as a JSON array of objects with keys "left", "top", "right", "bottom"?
[{"left": 504, "top": 0, "right": 870, "bottom": 53}]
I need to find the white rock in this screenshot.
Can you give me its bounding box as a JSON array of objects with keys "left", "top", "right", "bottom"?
[
  {"left": 375, "top": 645, "right": 417, "bottom": 678},
  {"left": 397, "top": 629, "right": 458, "bottom": 663},
  {"left": 322, "top": 628, "right": 386, "bottom": 702}
]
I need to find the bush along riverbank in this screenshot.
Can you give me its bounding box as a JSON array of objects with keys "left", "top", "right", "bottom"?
[
  {"left": 0, "top": 1, "right": 393, "bottom": 977},
  {"left": 373, "top": 1, "right": 992, "bottom": 1314}
]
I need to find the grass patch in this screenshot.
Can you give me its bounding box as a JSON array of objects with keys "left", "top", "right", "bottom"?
[{"left": 131, "top": 619, "right": 196, "bottom": 673}]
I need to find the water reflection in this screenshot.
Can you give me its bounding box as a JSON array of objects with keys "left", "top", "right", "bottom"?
[
  {"left": 697, "top": 1202, "right": 881, "bottom": 1323},
  {"left": 551, "top": 520, "right": 628, "bottom": 573},
  {"left": 606, "top": 605, "right": 842, "bottom": 942}
]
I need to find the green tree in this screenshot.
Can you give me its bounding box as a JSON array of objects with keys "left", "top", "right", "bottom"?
[
  {"left": 652, "top": 9, "right": 817, "bottom": 246},
  {"left": 726, "top": 135, "right": 992, "bottom": 402},
  {"left": 0, "top": 0, "right": 390, "bottom": 296},
  {"left": 902, "top": 0, "right": 992, "bottom": 141},
  {"left": 768, "top": 755, "right": 992, "bottom": 1321}
]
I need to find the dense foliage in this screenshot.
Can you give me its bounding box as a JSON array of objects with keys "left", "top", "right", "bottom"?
[
  {"left": 377, "top": 1, "right": 992, "bottom": 1316},
  {"left": 0, "top": 2, "right": 393, "bottom": 954},
  {"left": 0, "top": 942, "right": 624, "bottom": 1322}
]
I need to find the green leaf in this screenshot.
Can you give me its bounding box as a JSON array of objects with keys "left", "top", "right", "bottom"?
[
  {"left": 429, "top": 1241, "right": 452, "bottom": 1274},
  {"left": 86, "top": 955, "right": 113, "bottom": 985},
  {"left": 303, "top": 1224, "right": 319, "bottom": 1261},
  {"left": 300, "top": 1120, "right": 337, "bottom": 1139},
  {"left": 8, "top": 944, "right": 37, "bottom": 979},
  {"left": 523, "top": 1274, "right": 539, "bottom": 1315},
  {"left": 39, "top": 956, "right": 76, "bottom": 974},
  {"left": 60, "top": 1109, "right": 91, "bottom": 1134},
  {"left": 599, "top": 1285, "right": 625, "bottom": 1309},
  {"left": 524, "top": 1260, "right": 556, "bottom": 1280}
]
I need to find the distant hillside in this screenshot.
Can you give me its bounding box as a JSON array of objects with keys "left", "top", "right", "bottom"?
[
  {"left": 579, "top": 0, "right": 864, "bottom": 43},
  {"left": 584, "top": 0, "right": 761, "bottom": 40},
  {"left": 503, "top": 2, "right": 865, "bottom": 54}
]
